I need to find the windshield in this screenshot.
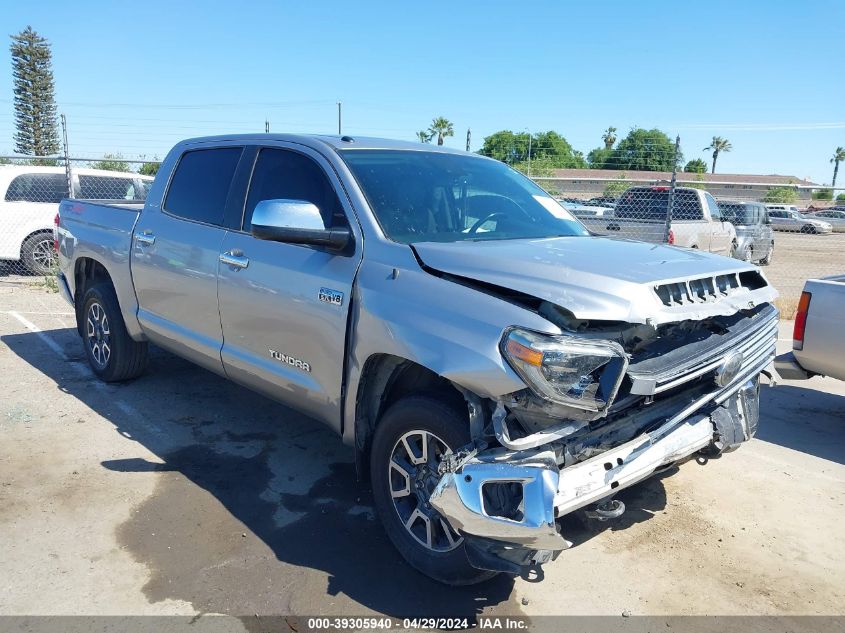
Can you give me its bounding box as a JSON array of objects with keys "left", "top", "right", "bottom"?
[{"left": 339, "top": 150, "right": 589, "bottom": 243}]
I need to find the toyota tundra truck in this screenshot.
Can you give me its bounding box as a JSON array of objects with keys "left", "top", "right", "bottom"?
[{"left": 56, "top": 135, "right": 779, "bottom": 585}]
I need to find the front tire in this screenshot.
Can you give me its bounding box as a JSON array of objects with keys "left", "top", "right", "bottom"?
[
  {"left": 801, "top": 224, "right": 817, "bottom": 234},
  {"left": 20, "top": 232, "right": 56, "bottom": 275},
  {"left": 760, "top": 242, "right": 774, "bottom": 266},
  {"left": 370, "top": 395, "right": 498, "bottom": 585},
  {"left": 80, "top": 283, "right": 148, "bottom": 382}
]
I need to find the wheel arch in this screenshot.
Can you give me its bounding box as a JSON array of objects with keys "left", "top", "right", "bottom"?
[{"left": 352, "top": 354, "right": 471, "bottom": 482}]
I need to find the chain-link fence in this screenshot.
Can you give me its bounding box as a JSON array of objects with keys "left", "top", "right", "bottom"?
[
  {"left": 2, "top": 143, "right": 843, "bottom": 319},
  {"left": 0, "top": 155, "right": 159, "bottom": 277},
  {"left": 533, "top": 172, "right": 845, "bottom": 316}
]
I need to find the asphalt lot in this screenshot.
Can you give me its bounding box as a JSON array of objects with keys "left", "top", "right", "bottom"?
[{"left": 0, "top": 284, "right": 843, "bottom": 623}]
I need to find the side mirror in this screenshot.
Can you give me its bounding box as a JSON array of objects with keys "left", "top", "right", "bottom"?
[{"left": 250, "top": 199, "right": 350, "bottom": 252}]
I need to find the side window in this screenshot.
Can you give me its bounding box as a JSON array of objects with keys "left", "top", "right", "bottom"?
[
  {"left": 164, "top": 147, "right": 243, "bottom": 225},
  {"left": 243, "top": 148, "right": 347, "bottom": 231},
  {"left": 4, "top": 173, "right": 69, "bottom": 203},
  {"left": 78, "top": 175, "right": 140, "bottom": 200},
  {"left": 704, "top": 193, "right": 722, "bottom": 220}
]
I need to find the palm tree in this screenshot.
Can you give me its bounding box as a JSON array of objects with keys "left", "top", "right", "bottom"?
[
  {"left": 416, "top": 130, "right": 433, "bottom": 143},
  {"left": 704, "top": 136, "right": 732, "bottom": 173},
  {"left": 602, "top": 126, "right": 617, "bottom": 150},
  {"left": 831, "top": 147, "right": 845, "bottom": 188},
  {"left": 428, "top": 117, "right": 454, "bottom": 146}
]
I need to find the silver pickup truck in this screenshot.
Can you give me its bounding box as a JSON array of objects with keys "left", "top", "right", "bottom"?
[
  {"left": 56, "top": 135, "right": 779, "bottom": 585},
  {"left": 580, "top": 186, "right": 738, "bottom": 256}
]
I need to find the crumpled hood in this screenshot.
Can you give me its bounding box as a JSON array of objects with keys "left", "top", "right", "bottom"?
[{"left": 412, "top": 236, "right": 777, "bottom": 325}]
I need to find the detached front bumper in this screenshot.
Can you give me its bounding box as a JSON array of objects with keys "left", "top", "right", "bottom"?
[{"left": 430, "top": 378, "right": 762, "bottom": 561}]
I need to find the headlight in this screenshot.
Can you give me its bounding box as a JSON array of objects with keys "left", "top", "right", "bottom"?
[{"left": 501, "top": 328, "right": 628, "bottom": 412}]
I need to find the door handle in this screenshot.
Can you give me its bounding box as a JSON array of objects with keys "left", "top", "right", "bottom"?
[
  {"left": 219, "top": 250, "right": 249, "bottom": 270},
  {"left": 135, "top": 231, "right": 156, "bottom": 245}
]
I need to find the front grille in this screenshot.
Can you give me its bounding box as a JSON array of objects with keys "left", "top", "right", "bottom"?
[
  {"left": 654, "top": 271, "right": 768, "bottom": 307},
  {"left": 627, "top": 304, "right": 778, "bottom": 396}
]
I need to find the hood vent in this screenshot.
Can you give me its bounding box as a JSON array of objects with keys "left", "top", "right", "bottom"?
[{"left": 654, "top": 271, "right": 767, "bottom": 307}]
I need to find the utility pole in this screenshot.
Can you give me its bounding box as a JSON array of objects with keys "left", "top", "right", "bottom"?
[
  {"left": 664, "top": 135, "right": 681, "bottom": 244},
  {"left": 466, "top": 128, "right": 471, "bottom": 152},
  {"left": 337, "top": 101, "right": 342, "bottom": 135},
  {"left": 265, "top": 118, "right": 270, "bottom": 133},
  {"left": 60, "top": 114, "right": 72, "bottom": 197},
  {"left": 527, "top": 132, "right": 533, "bottom": 178}
]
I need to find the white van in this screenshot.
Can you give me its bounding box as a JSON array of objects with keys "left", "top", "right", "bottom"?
[{"left": 0, "top": 166, "right": 153, "bottom": 274}]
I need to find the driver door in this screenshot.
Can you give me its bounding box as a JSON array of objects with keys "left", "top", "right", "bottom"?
[{"left": 216, "top": 146, "right": 361, "bottom": 431}]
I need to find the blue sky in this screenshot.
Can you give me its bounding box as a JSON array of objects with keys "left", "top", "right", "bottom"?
[{"left": 1, "top": 0, "right": 843, "bottom": 183}]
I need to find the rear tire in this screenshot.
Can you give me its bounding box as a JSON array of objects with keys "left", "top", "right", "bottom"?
[
  {"left": 80, "top": 283, "right": 148, "bottom": 382},
  {"left": 20, "top": 232, "right": 56, "bottom": 275},
  {"left": 759, "top": 243, "right": 774, "bottom": 266},
  {"left": 370, "top": 395, "right": 498, "bottom": 585}
]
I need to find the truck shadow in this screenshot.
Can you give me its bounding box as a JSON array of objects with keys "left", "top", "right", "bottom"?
[
  {"left": 2, "top": 329, "right": 521, "bottom": 619},
  {"left": 3, "top": 327, "right": 715, "bottom": 618},
  {"left": 757, "top": 383, "right": 845, "bottom": 465}
]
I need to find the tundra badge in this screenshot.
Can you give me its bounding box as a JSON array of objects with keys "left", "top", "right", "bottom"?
[
  {"left": 319, "top": 287, "right": 344, "bottom": 306},
  {"left": 269, "top": 349, "right": 311, "bottom": 373}
]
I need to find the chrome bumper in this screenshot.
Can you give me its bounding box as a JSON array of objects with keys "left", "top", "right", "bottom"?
[{"left": 431, "top": 378, "right": 764, "bottom": 555}]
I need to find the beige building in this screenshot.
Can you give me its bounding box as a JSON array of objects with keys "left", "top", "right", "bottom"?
[{"left": 537, "top": 168, "right": 820, "bottom": 202}]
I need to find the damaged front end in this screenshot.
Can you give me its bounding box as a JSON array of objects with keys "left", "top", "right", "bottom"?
[{"left": 430, "top": 302, "right": 778, "bottom": 576}]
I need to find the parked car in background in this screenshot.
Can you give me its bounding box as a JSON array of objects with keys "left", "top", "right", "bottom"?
[
  {"left": 587, "top": 196, "right": 617, "bottom": 208},
  {"left": 776, "top": 275, "right": 845, "bottom": 382},
  {"left": 0, "top": 165, "right": 153, "bottom": 274},
  {"left": 719, "top": 201, "right": 774, "bottom": 265},
  {"left": 765, "top": 206, "right": 832, "bottom": 234},
  {"left": 579, "top": 186, "right": 738, "bottom": 257},
  {"left": 56, "top": 133, "right": 778, "bottom": 584},
  {"left": 556, "top": 199, "right": 614, "bottom": 218},
  {"left": 808, "top": 209, "right": 845, "bottom": 232}
]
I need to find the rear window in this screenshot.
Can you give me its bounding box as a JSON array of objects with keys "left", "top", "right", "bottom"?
[
  {"left": 4, "top": 173, "right": 69, "bottom": 203},
  {"left": 78, "top": 175, "right": 145, "bottom": 201},
  {"left": 615, "top": 188, "right": 702, "bottom": 221},
  {"left": 721, "top": 203, "right": 756, "bottom": 224},
  {"left": 163, "top": 147, "right": 243, "bottom": 226}
]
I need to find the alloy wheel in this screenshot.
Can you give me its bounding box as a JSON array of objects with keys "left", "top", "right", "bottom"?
[
  {"left": 86, "top": 302, "right": 111, "bottom": 368},
  {"left": 388, "top": 430, "right": 462, "bottom": 552}
]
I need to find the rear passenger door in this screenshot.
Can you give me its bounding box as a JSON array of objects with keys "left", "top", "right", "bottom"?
[
  {"left": 131, "top": 146, "right": 246, "bottom": 375},
  {"left": 217, "top": 146, "right": 362, "bottom": 431}
]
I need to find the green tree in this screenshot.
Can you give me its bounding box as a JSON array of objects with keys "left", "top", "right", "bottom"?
[
  {"left": 812, "top": 189, "right": 833, "bottom": 200},
  {"left": 601, "top": 126, "right": 617, "bottom": 150},
  {"left": 704, "top": 136, "right": 732, "bottom": 174},
  {"left": 603, "top": 174, "right": 630, "bottom": 198},
  {"left": 481, "top": 130, "right": 586, "bottom": 168},
  {"left": 763, "top": 186, "right": 798, "bottom": 204},
  {"left": 10, "top": 26, "right": 60, "bottom": 157},
  {"left": 530, "top": 131, "right": 586, "bottom": 168},
  {"left": 415, "top": 130, "right": 433, "bottom": 143},
  {"left": 837, "top": 193, "right": 845, "bottom": 202},
  {"left": 90, "top": 153, "right": 130, "bottom": 172},
  {"left": 139, "top": 161, "right": 160, "bottom": 176},
  {"left": 587, "top": 147, "right": 612, "bottom": 168},
  {"left": 603, "top": 128, "right": 679, "bottom": 171},
  {"left": 831, "top": 146, "right": 845, "bottom": 188},
  {"left": 684, "top": 158, "right": 707, "bottom": 173},
  {"left": 428, "top": 117, "right": 454, "bottom": 146}
]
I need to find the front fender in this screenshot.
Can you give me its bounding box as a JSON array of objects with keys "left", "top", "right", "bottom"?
[{"left": 341, "top": 258, "right": 559, "bottom": 447}]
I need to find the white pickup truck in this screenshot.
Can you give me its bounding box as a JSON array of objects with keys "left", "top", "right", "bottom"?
[{"left": 579, "top": 186, "right": 738, "bottom": 257}]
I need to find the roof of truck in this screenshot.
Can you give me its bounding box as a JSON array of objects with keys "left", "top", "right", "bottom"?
[{"left": 179, "top": 134, "right": 474, "bottom": 155}]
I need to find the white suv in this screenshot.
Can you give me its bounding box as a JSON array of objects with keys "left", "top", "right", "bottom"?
[{"left": 0, "top": 166, "right": 153, "bottom": 274}]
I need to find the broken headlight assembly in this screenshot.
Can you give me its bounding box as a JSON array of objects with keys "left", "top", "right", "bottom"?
[{"left": 501, "top": 328, "right": 629, "bottom": 412}]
